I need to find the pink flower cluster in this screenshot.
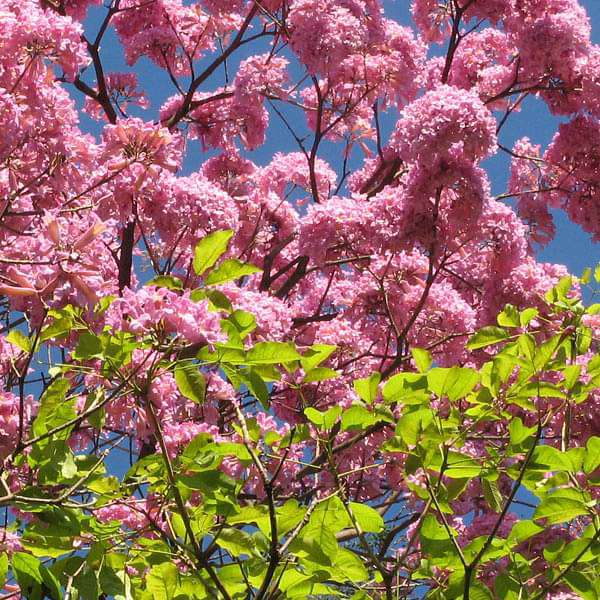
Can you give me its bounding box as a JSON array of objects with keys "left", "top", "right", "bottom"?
[
  {"left": 391, "top": 85, "right": 497, "bottom": 164},
  {"left": 104, "top": 287, "right": 225, "bottom": 345},
  {"left": 113, "top": 0, "right": 216, "bottom": 74},
  {"left": 0, "top": 392, "right": 33, "bottom": 459},
  {"left": 544, "top": 116, "right": 600, "bottom": 241}
]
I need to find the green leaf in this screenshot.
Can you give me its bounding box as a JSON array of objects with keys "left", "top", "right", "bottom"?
[
  {"left": 278, "top": 569, "right": 315, "bottom": 595},
  {"left": 301, "top": 344, "right": 336, "bottom": 372},
  {"left": 353, "top": 372, "right": 380, "bottom": 404},
  {"left": 341, "top": 405, "right": 382, "bottom": 431},
  {"left": 382, "top": 373, "right": 429, "bottom": 404},
  {"left": 419, "top": 515, "right": 456, "bottom": 558},
  {"left": 443, "top": 451, "right": 482, "bottom": 479},
  {"left": 21, "top": 525, "right": 78, "bottom": 559},
  {"left": 61, "top": 452, "right": 78, "bottom": 478},
  {"left": 0, "top": 553, "right": 7, "bottom": 589},
  {"left": 40, "top": 316, "right": 74, "bottom": 342},
  {"left": 304, "top": 406, "right": 341, "bottom": 430},
  {"left": 303, "top": 367, "right": 339, "bottom": 383},
  {"left": 563, "top": 571, "right": 599, "bottom": 600},
  {"left": 174, "top": 363, "right": 206, "bottom": 404},
  {"left": 348, "top": 502, "right": 383, "bottom": 533},
  {"left": 193, "top": 229, "right": 233, "bottom": 276},
  {"left": 311, "top": 496, "right": 351, "bottom": 534},
  {"left": 227, "top": 310, "right": 257, "bottom": 339},
  {"left": 497, "top": 304, "right": 520, "bottom": 327},
  {"left": 267, "top": 500, "right": 305, "bottom": 536},
  {"left": 212, "top": 442, "right": 252, "bottom": 463},
  {"left": 295, "top": 522, "right": 338, "bottom": 563},
  {"left": 146, "top": 562, "right": 179, "bottom": 600},
  {"left": 581, "top": 267, "right": 592, "bottom": 284},
  {"left": 545, "top": 275, "right": 573, "bottom": 303},
  {"left": 241, "top": 369, "right": 270, "bottom": 409},
  {"left": 411, "top": 347, "right": 432, "bottom": 372},
  {"left": 294, "top": 497, "right": 347, "bottom": 562},
  {"left": 206, "top": 258, "right": 261, "bottom": 285},
  {"left": 228, "top": 505, "right": 268, "bottom": 528},
  {"left": 481, "top": 479, "right": 503, "bottom": 513},
  {"left": 467, "top": 326, "right": 510, "bottom": 350},
  {"left": 520, "top": 308, "right": 539, "bottom": 327},
  {"left": 427, "top": 367, "right": 479, "bottom": 401},
  {"left": 204, "top": 289, "right": 233, "bottom": 311},
  {"left": 584, "top": 437, "right": 600, "bottom": 474},
  {"left": 507, "top": 520, "right": 543, "bottom": 545},
  {"left": 534, "top": 493, "right": 589, "bottom": 524},
  {"left": 529, "top": 445, "right": 573, "bottom": 473},
  {"left": 562, "top": 365, "right": 582, "bottom": 390},
  {"left": 72, "top": 331, "right": 103, "bottom": 360},
  {"left": 468, "top": 583, "right": 494, "bottom": 600},
  {"left": 247, "top": 341, "right": 302, "bottom": 364},
  {"left": 7, "top": 329, "right": 32, "bottom": 353},
  {"left": 32, "top": 379, "right": 72, "bottom": 438},
  {"left": 396, "top": 409, "right": 434, "bottom": 447},
  {"left": 198, "top": 344, "right": 246, "bottom": 365},
  {"left": 12, "top": 552, "right": 61, "bottom": 600},
  {"left": 512, "top": 382, "right": 566, "bottom": 400},
  {"left": 73, "top": 566, "right": 100, "bottom": 600},
  {"left": 587, "top": 303, "right": 600, "bottom": 316},
  {"left": 508, "top": 417, "right": 537, "bottom": 447},
  {"left": 215, "top": 565, "right": 247, "bottom": 597},
  {"left": 145, "top": 275, "right": 183, "bottom": 290},
  {"left": 331, "top": 548, "right": 368, "bottom": 583},
  {"left": 215, "top": 528, "right": 256, "bottom": 558}
]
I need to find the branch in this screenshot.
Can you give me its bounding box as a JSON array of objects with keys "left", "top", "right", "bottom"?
[{"left": 165, "top": 3, "right": 260, "bottom": 128}]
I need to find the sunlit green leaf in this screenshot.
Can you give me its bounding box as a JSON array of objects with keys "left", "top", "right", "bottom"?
[
  {"left": 247, "top": 341, "right": 302, "bottom": 364},
  {"left": 534, "top": 493, "right": 589, "bottom": 524},
  {"left": 146, "top": 562, "right": 178, "bottom": 600},
  {"left": 467, "top": 326, "right": 510, "bottom": 350},
  {"left": 145, "top": 275, "right": 183, "bottom": 290},
  {"left": 411, "top": 347, "right": 432, "bottom": 372},
  {"left": 427, "top": 367, "right": 479, "bottom": 401},
  {"left": 6, "top": 329, "right": 32, "bottom": 352},
  {"left": 353, "top": 372, "right": 380, "bottom": 404},
  {"left": 193, "top": 229, "right": 233, "bottom": 276},
  {"left": 205, "top": 258, "right": 261, "bottom": 285},
  {"left": 348, "top": 502, "right": 383, "bottom": 533},
  {"left": 174, "top": 363, "right": 206, "bottom": 404}
]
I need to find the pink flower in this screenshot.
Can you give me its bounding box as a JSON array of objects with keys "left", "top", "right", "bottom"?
[
  {"left": 545, "top": 115, "right": 600, "bottom": 241},
  {"left": 0, "top": 529, "right": 22, "bottom": 555},
  {"left": 84, "top": 73, "right": 149, "bottom": 121},
  {"left": 102, "top": 118, "right": 182, "bottom": 174},
  {"left": 391, "top": 85, "right": 497, "bottom": 164},
  {"left": 105, "top": 286, "right": 225, "bottom": 346},
  {"left": 113, "top": 0, "right": 215, "bottom": 74}
]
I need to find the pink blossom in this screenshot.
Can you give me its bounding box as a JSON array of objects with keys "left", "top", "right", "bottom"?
[
  {"left": 0, "top": 529, "right": 22, "bottom": 555},
  {"left": 113, "top": 0, "right": 215, "bottom": 74},
  {"left": 84, "top": 73, "right": 149, "bottom": 121},
  {"left": 102, "top": 118, "right": 182, "bottom": 174},
  {"left": 104, "top": 286, "right": 225, "bottom": 345},
  {"left": 509, "top": 137, "right": 556, "bottom": 246},
  {"left": 288, "top": 0, "right": 376, "bottom": 74},
  {"left": 545, "top": 115, "right": 600, "bottom": 241},
  {"left": 0, "top": 392, "right": 34, "bottom": 459},
  {"left": 391, "top": 85, "right": 497, "bottom": 164}
]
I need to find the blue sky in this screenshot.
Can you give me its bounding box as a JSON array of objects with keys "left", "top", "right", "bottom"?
[{"left": 79, "top": 0, "right": 600, "bottom": 276}]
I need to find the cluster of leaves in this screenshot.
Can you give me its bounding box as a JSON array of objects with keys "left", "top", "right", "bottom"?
[{"left": 0, "top": 233, "right": 597, "bottom": 599}]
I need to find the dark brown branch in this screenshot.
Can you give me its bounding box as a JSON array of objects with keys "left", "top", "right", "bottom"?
[
  {"left": 118, "top": 220, "right": 135, "bottom": 294},
  {"left": 274, "top": 255, "right": 309, "bottom": 299},
  {"left": 165, "top": 3, "right": 260, "bottom": 128}
]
